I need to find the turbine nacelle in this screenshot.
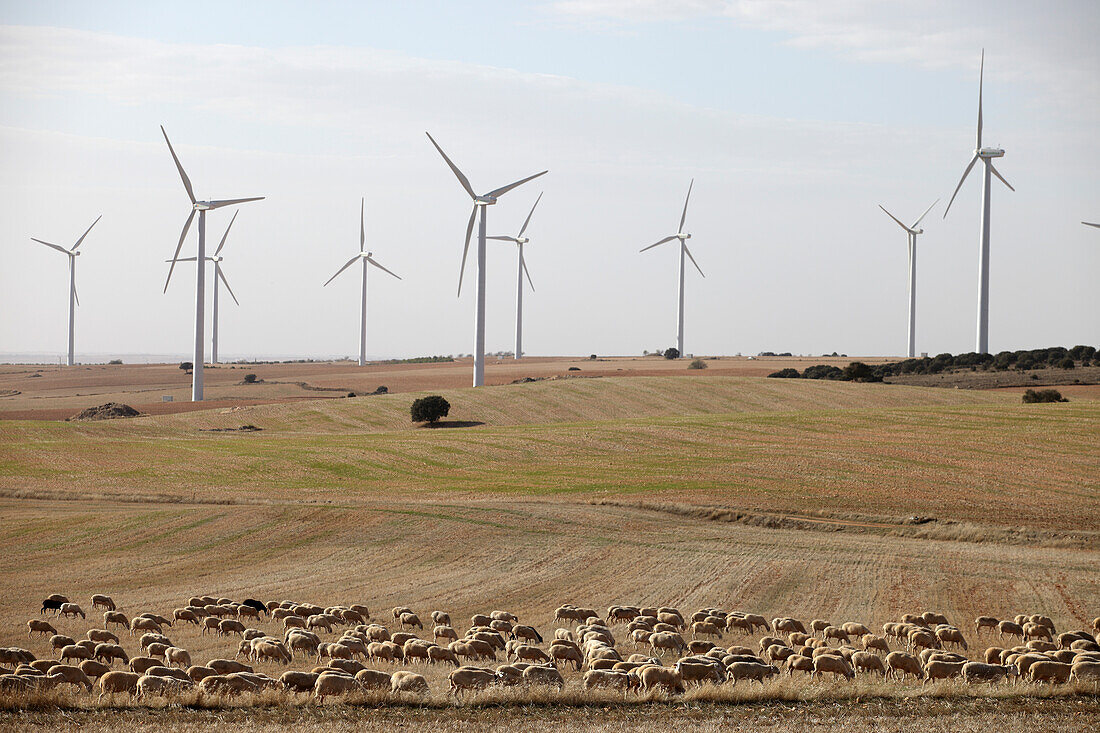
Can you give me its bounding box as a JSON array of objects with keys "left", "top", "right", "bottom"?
[
  {"left": 194, "top": 202, "right": 215, "bottom": 211},
  {"left": 474, "top": 195, "right": 498, "bottom": 206},
  {"left": 677, "top": 233, "right": 691, "bottom": 241},
  {"left": 977, "top": 147, "right": 1005, "bottom": 159}
]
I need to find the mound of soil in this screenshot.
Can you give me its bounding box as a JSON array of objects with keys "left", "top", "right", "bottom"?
[{"left": 68, "top": 403, "right": 141, "bottom": 421}]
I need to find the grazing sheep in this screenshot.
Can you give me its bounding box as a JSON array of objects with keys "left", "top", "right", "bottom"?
[
  {"left": 208, "top": 658, "right": 253, "bottom": 675},
  {"left": 676, "top": 658, "right": 725, "bottom": 684},
  {"left": 279, "top": 670, "right": 318, "bottom": 694},
  {"left": 79, "top": 660, "right": 112, "bottom": 680},
  {"left": 59, "top": 645, "right": 93, "bottom": 664},
  {"left": 427, "top": 645, "right": 459, "bottom": 667},
  {"left": 129, "top": 657, "right": 160, "bottom": 675},
  {"left": 862, "top": 634, "right": 890, "bottom": 654},
  {"left": 435, "top": 625, "right": 459, "bottom": 644},
  {"left": 90, "top": 595, "right": 116, "bottom": 612},
  {"left": 187, "top": 665, "right": 217, "bottom": 682},
  {"left": 200, "top": 673, "right": 259, "bottom": 696},
  {"left": 253, "top": 640, "right": 292, "bottom": 665},
  {"left": 165, "top": 647, "right": 191, "bottom": 668},
  {"left": 219, "top": 619, "right": 247, "bottom": 637},
  {"left": 923, "top": 659, "right": 967, "bottom": 683},
  {"left": 431, "top": 611, "right": 451, "bottom": 626},
  {"left": 392, "top": 607, "right": 413, "bottom": 621},
  {"left": 823, "top": 626, "right": 850, "bottom": 645},
  {"left": 583, "top": 668, "right": 631, "bottom": 690},
  {"left": 984, "top": 647, "right": 1006, "bottom": 664},
  {"left": 812, "top": 654, "right": 854, "bottom": 681},
  {"left": 649, "top": 631, "right": 687, "bottom": 657},
  {"left": 1024, "top": 623, "right": 1053, "bottom": 643},
  {"left": 391, "top": 670, "right": 429, "bottom": 696},
  {"left": 886, "top": 652, "right": 924, "bottom": 681},
  {"left": 86, "top": 629, "right": 119, "bottom": 644},
  {"left": 49, "top": 634, "right": 76, "bottom": 654},
  {"left": 511, "top": 624, "right": 543, "bottom": 644},
  {"left": 523, "top": 663, "right": 565, "bottom": 688},
  {"left": 1070, "top": 660, "right": 1100, "bottom": 682},
  {"left": 129, "top": 617, "right": 160, "bottom": 636},
  {"left": 1028, "top": 660, "right": 1072, "bottom": 684},
  {"left": 313, "top": 671, "right": 361, "bottom": 702},
  {"left": 98, "top": 670, "right": 140, "bottom": 700},
  {"left": 27, "top": 619, "right": 56, "bottom": 638},
  {"left": 513, "top": 644, "right": 551, "bottom": 664},
  {"left": 57, "top": 603, "right": 85, "bottom": 620},
  {"left": 962, "top": 662, "right": 1018, "bottom": 684},
  {"left": 937, "top": 627, "right": 969, "bottom": 651},
  {"left": 692, "top": 621, "right": 723, "bottom": 640},
  {"left": 638, "top": 665, "right": 685, "bottom": 694},
  {"left": 998, "top": 621, "right": 1024, "bottom": 641},
  {"left": 852, "top": 651, "right": 887, "bottom": 677},
  {"left": 400, "top": 612, "right": 424, "bottom": 630},
  {"left": 974, "top": 616, "right": 999, "bottom": 634},
  {"left": 93, "top": 644, "right": 129, "bottom": 665},
  {"left": 448, "top": 666, "right": 497, "bottom": 695}
]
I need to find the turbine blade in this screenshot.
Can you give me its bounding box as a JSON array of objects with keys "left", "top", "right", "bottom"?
[
  {"left": 517, "top": 192, "right": 543, "bottom": 237},
  {"left": 73, "top": 282, "right": 80, "bottom": 307},
  {"left": 360, "top": 198, "right": 365, "bottom": 251},
  {"left": 31, "top": 238, "right": 71, "bottom": 255},
  {"left": 942, "top": 154, "right": 978, "bottom": 219},
  {"left": 1083, "top": 222, "right": 1100, "bottom": 229},
  {"left": 160, "top": 125, "right": 196, "bottom": 205},
  {"left": 217, "top": 265, "right": 239, "bottom": 306},
  {"left": 910, "top": 198, "right": 939, "bottom": 229},
  {"left": 425, "top": 132, "right": 476, "bottom": 200},
  {"left": 165, "top": 257, "right": 198, "bottom": 262},
  {"left": 683, "top": 243, "right": 705, "bottom": 278},
  {"left": 521, "top": 254, "right": 535, "bottom": 292},
  {"left": 640, "top": 235, "right": 677, "bottom": 252},
  {"left": 207, "top": 197, "right": 263, "bottom": 209},
  {"left": 71, "top": 215, "right": 102, "bottom": 251},
  {"left": 487, "top": 170, "right": 548, "bottom": 199},
  {"left": 976, "top": 50, "right": 984, "bottom": 150},
  {"left": 164, "top": 209, "right": 196, "bottom": 292},
  {"left": 324, "top": 255, "right": 360, "bottom": 287},
  {"left": 214, "top": 209, "right": 238, "bottom": 256},
  {"left": 367, "top": 256, "right": 402, "bottom": 280},
  {"left": 878, "top": 205, "right": 911, "bottom": 233},
  {"left": 457, "top": 205, "right": 477, "bottom": 297},
  {"left": 989, "top": 163, "right": 1014, "bottom": 192},
  {"left": 486, "top": 236, "right": 518, "bottom": 242},
  {"left": 679, "top": 179, "right": 693, "bottom": 232}
]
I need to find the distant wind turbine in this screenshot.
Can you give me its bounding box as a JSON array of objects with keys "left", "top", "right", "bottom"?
[
  {"left": 426, "top": 132, "right": 547, "bottom": 386},
  {"left": 161, "top": 125, "right": 263, "bottom": 401},
  {"left": 640, "top": 179, "right": 704, "bottom": 357},
  {"left": 324, "top": 199, "right": 402, "bottom": 366},
  {"left": 165, "top": 210, "right": 242, "bottom": 364},
  {"left": 942, "top": 51, "right": 1014, "bottom": 355},
  {"left": 1083, "top": 221, "right": 1100, "bottom": 229},
  {"left": 488, "top": 192, "right": 542, "bottom": 360},
  {"left": 879, "top": 199, "right": 938, "bottom": 358},
  {"left": 30, "top": 216, "right": 101, "bottom": 366}
]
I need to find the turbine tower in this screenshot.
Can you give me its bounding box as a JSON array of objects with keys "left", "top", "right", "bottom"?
[
  {"left": 640, "top": 179, "right": 704, "bottom": 356},
  {"left": 161, "top": 125, "right": 263, "bottom": 401},
  {"left": 943, "top": 51, "right": 1014, "bottom": 355},
  {"left": 878, "top": 200, "right": 937, "bottom": 358},
  {"left": 426, "top": 132, "right": 547, "bottom": 386},
  {"left": 30, "top": 216, "right": 101, "bottom": 366},
  {"left": 165, "top": 210, "right": 242, "bottom": 364},
  {"left": 488, "top": 192, "right": 542, "bottom": 360},
  {"left": 324, "top": 198, "right": 402, "bottom": 366}
]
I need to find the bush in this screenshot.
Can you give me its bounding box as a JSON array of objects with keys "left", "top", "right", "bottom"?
[
  {"left": 688, "top": 359, "right": 707, "bottom": 370},
  {"left": 843, "top": 361, "right": 878, "bottom": 382},
  {"left": 802, "top": 364, "right": 844, "bottom": 380},
  {"left": 663, "top": 347, "right": 680, "bottom": 360},
  {"left": 568, "top": 366, "right": 580, "bottom": 371},
  {"left": 411, "top": 395, "right": 450, "bottom": 424},
  {"left": 108, "top": 359, "right": 122, "bottom": 365},
  {"left": 243, "top": 373, "right": 258, "bottom": 383},
  {"left": 1022, "top": 388, "right": 1067, "bottom": 404},
  {"left": 1057, "top": 358, "right": 1075, "bottom": 369},
  {"left": 589, "top": 354, "right": 597, "bottom": 360},
  {"left": 179, "top": 361, "right": 193, "bottom": 374},
  {"left": 768, "top": 368, "right": 801, "bottom": 379}
]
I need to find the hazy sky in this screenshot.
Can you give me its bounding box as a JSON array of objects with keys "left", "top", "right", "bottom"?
[{"left": 1, "top": 0, "right": 1097, "bottom": 361}]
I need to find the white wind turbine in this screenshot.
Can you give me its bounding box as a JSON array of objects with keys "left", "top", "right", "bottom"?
[
  {"left": 426, "top": 132, "right": 547, "bottom": 386},
  {"left": 640, "top": 179, "right": 704, "bottom": 357},
  {"left": 161, "top": 125, "right": 263, "bottom": 401},
  {"left": 324, "top": 198, "right": 402, "bottom": 366},
  {"left": 165, "top": 210, "right": 242, "bottom": 364},
  {"left": 943, "top": 51, "right": 1014, "bottom": 355},
  {"left": 30, "top": 215, "right": 101, "bottom": 366},
  {"left": 879, "top": 199, "right": 938, "bottom": 358},
  {"left": 487, "top": 192, "right": 542, "bottom": 360}
]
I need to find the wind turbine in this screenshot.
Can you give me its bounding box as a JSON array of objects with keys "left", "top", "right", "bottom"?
[
  {"left": 161, "top": 125, "right": 263, "bottom": 401},
  {"left": 324, "top": 198, "right": 402, "bottom": 366},
  {"left": 165, "top": 210, "right": 242, "bottom": 364},
  {"left": 640, "top": 179, "right": 704, "bottom": 357},
  {"left": 426, "top": 132, "right": 547, "bottom": 386},
  {"left": 1083, "top": 222, "right": 1100, "bottom": 229},
  {"left": 30, "top": 216, "right": 101, "bottom": 366},
  {"left": 943, "top": 51, "right": 1014, "bottom": 355},
  {"left": 879, "top": 199, "right": 938, "bottom": 358},
  {"left": 488, "top": 192, "right": 542, "bottom": 360}
]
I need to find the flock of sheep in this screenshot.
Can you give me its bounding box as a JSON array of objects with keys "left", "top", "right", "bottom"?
[{"left": 3, "top": 594, "right": 1099, "bottom": 705}]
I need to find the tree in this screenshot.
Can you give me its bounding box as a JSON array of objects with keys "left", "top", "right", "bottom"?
[
  {"left": 842, "top": 361, "right": 876, "bottom": 382},
  {"left": 688, "top": 359, "right": 707, "bottom": 370},
  {"left": 663, "top": 347, "right": 680, "bottom": 360},
  {"left": 243, "top": 373, "right": 258, "bottom": 383},
  {"left": 179, "top": 361, "right": 193, "bottom": 374},
  {"left": 1022, "top": 388, "right": 1067, "bottom": 404},
  {"left": 768, "top": 368, "right": 801, "bottom": 379},
  {"left": 411, "top": 395, "right": 451, "bottom": 424}
]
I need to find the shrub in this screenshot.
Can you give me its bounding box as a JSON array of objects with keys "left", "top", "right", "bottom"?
[
  {"left": 589, "top": 354, "right": 597, "bottom": 360},
  {"left": 768, "top": 368, "right": 801, "bottom": 379},
  {"left": 568, "top": 366, "right": 580, "bottom": 371},
  {"left": 663, "top": 347, "right": 680, "bottom": 360},
  {"left": 243, "top": 373, "right": 258, "bottom": 384},
  {"left": 108, "top": 359, "right": 122, "bottom": 365},
  {"left": 179, "top": 361, "right": 193, "bottom": 374},
  {"left": 1022, "top": 388, "right": 1067, "bottom": 404},
  {"left": 1057, "top": 358, "right": 1075, "bottom": 369},
  {"left": 688, "top": 359, "right": 707, "bottom": 370},
  {"left": 802, "top": 364, "right": 844, "bottom": 380},
  {"left": 411, "top": 395, "right": 450, "bottom": 424},
  {"left": 843, "top": 361, "right": 877, "bottom": 382}
]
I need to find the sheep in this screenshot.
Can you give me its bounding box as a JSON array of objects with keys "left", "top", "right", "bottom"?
[
  {"left": 852, "top": 651, "right": 887, "bottom": 677},
  {"left": 219, "top": 619, "right": 247, "bottom": 637},
  {"left": 43, "top": 664, "right": 93, "bottom": 691},
  {"left": 962, "top": 661, "right": 1018, "bottom": 684},
  {"left": 253, "top": 640, "right": 292, "bottom": 665},
  {"left": 129, "top": 657, "right": 160, "bottom": 675},
  {"left": 513, "top": 644, "right": 551, "bottom": 664},
  {"left": 56, "top": 603, "right": 85, "bottom": 620},
  {"left": 87, "top": 629, "right": 119, "bottom": 644},
  {"left": 812, "top": 654, "right": 854, "bottom": 681},
  {"left": 208, "top": 658, "right": 253, "bottom": 675},
  {"left": 823, "top": 626, "right": 850, "bottom": 645},
  {"left": 923, "top": 659, "right": 967, "bottom": 683},
  {"left": 402, "top": 639, "right": 434, "bottom": 664},
  {"left": 98, "top": 670, "right": 140, "bottom": 700},
  {"left": 886, "top": 652, "right": 924, "bottom": 681},
  {"left": 1024, "top": 622, "right": 1053, "bottom": 643},
  {"left": 998, "top": 620, "right": 1024, "bottom": 640},
  {"left": 59, "top": 645, "right": 94, "bottom": 664},
  {"left": 937, "top": 627, "right": 969, "bottom": 651},
  {"left": 391, "top": 670, "right": 429, "bottom": 696},
  {"left": 862, "top": 634, "right": 890, "bottom": 654},
  {"left": 93, "top": 643, "right": 128, "bottom": 665},
  {"left": 103, "top": 612, "right": 129, "bottom": 630},
  {"left": 448, "top": 666, "right": 497, "bottom": 695},
  {"left": 511, "top": 624, "right": 543, "bottom": 644},
  {"left": 1028, "top": 660, "right": 1072, "bottom": 684},
  {"left": 550, "top": 644, "right": 583, "bottom": 671},
  {"left": 649, "top": 631, "right": 687, "bottom": 657},
  {"left": 400, "top": 612, "right": 424, "bottom": 630},
  {"left": 49, "top": 634, "right": 76, "bottom": 653},
  {"left": 583, "top": 668, "right": 631, "bottom": 691},
  {"left": 434, "top": 625, "right": 459, "bottom": 644},
  {"left": 200, "top": 672, "right": 260, "bottom": 696},
  {"left": 129, "top": 617, "right": 160, "bottom": 636},
  {"left": 692, "top": 621, "right": 723, "bottom": 640},
  {"left": 392, "top": 607, "right": 413, "bottom": 621},
  {"left": 90, "top": 594, "right": 116, "bottom": 612},
  {"left": 639, "top": 665, "right": 685, "bottom": 694},
  {"left": 27, "top": 619, "right": 56, "bottom": 638},
  {"left": 279, "top": 670, "right": 318, "bottom": 694},
  {"left": 974, "top": 616, "right": 999, "bottom": 634},
  {"left": 163, "top": 647, "right": 191, "bottom": 668},
  {"left": 428, "top": 645, "right": 459, "bottom": 667},
  {"left": 1070, "top": 660, "right": 1100, "bottom": 682},
  {"left": 135, "top": 673, "right": 192, "bottom": 699},
  {"left": 80, "top": 660, "right": 112, "bottom": 680},
  {"left": 675, "top": 658, "right": 725, "bottom": 684}
]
